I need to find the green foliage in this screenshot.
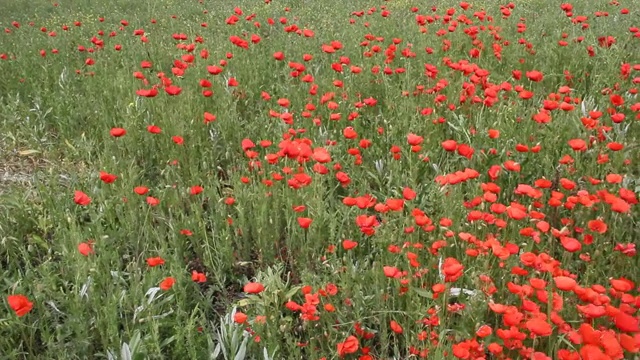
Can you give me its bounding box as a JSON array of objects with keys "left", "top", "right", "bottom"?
[{"left": 0, "top": 0, "right": 638, "bottom": 359}]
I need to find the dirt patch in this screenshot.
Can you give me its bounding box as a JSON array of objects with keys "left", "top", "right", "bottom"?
[{"left": 0, "top": 147, "right": 50, "bottom": 195}]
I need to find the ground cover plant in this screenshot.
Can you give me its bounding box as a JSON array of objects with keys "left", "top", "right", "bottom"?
[{"left": 1, "top": 0, "right": 639, "bottom": 358}]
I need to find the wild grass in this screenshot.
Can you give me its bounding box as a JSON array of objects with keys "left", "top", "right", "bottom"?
[{"left": 0, "top": 0, "right": 639, "bottom": 359}]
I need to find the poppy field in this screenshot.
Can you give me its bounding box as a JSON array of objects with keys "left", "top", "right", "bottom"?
[{"left": 1, "top": 0, "right": 639, "bottom": 358}]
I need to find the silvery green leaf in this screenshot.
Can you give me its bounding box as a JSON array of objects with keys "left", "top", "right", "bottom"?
[
  {"left": 107, "top": 349, "right": 116, "bottom": 360},
  {"left": 79, "top": 276, "right": 92, "bottom": 298},
  {"left": 120, "top": 343, "right": 131, "bottom": 360},
  {"left": 128, "top": 331, "right": 142, "bottom": 354},
  {"left": 133, "top": 305, "right": 144, "bottom": 322},
  {"left": 212, "top": 343, "right": 221, "bottom": 359},
  {"left": 151, "top": 309, "right": 174, "bottom": 320},
  {"left": 46, "top": 301, "right": 65, "bottom": 315},
  {"left": 234, "top": 340, "right": 247, "bottom": 360},
  {"left": 449, "top": 288, "right": 478, "bottom": 297},
  {"left": 145, "top": 287, "right": 161, "bottom": 304}
]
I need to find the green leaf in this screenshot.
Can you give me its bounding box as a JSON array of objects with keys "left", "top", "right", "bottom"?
[{"left": 413, "top": 287, "right": 433, "bottom": 299}]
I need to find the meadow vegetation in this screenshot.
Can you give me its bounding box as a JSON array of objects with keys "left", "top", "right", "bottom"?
[{"left": 0, "top": 0, "right": 639, "bottom": 359}]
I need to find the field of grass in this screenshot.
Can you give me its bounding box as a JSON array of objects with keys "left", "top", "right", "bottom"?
[{"left": 1, "top": 0, "right": 639, "bottom": 358}]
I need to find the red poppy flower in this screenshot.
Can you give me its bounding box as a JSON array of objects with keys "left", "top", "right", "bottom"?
[
  {"left": 587, "top": 219, "right": 607, "bottom": 234},
  {"left": 191, "top": 271, "right": 206, "bottom": 283},
  {"left": 554, "top": 276, "right": 577, "bottom": 291},
  {"left": 568, "top": 138, "right": 587, "bottom": 151},
  {"left": 110, "top": 127, "right": 126, "bottom": 137},
  {"left": 614, "top": 311, "right": 639, "bottom": 332},
  {"left": 78, "top": 242, "right": 94, "bottom": 256},
  {"left": 297, "top": 217, "right": 313, "bottom": 229},
  {"left": 190, "top": 186, "right": 203, "bottom": 195},
  {"left": 342, "top": 239, "right": 358, "bottom": 250},
  {"left": 390, "top": 320, "right": 403, "bottom": 334},
  {"left": 526, "top": 70, "right": 544, "bottom": 82},
  {"left": 244, "top": 282, "right": 265, "bottom": 294},
  {"left": 74, "top": 190, "right": 91, "bottom": 206},
  {"left": 476, "top": 325, "right": 493, "bottom": 338},
  {"left": 134, "top": 186, "right": 148, "bottom": 195},
  {"left": 159, "top": 277, "right": 175, "bottom": 291},
  {"left": 164, "top": 85, "right": 182, "bottom": 96},
  {"left": 312, "top": 147, "right": 331, "bottom": 163},
  {"left": 337, "top": 335, "right": 359, "bottom": 357},
  {"left": 99, "top": 171, "right": 117, "bottom": 184},
  {"left": 234, "top": 311, "right": 248, "bottom": 324},
  {"left": 146, "top": 257, "right": 165, "bottom": 267},
  {"left": 136, "top": 88, "right": 158, "bottom": 97},
  {"left": 407, "top": 133, "right": 423, "bottom": 146},
  {"left": 402, "top": 187, "right": 416, "bottom": 201},
  {"left": 7, "top": 295, "right": 33, "bottom": 317},
  {"left": 383, "top": 266, "right": 401, "bottom": 279},
  {"left": 560, "top": 237, "right": 581, "bottom": 252},
  {"left": 147, "top": 125, "right": 161, "bottom": 134},
  {"left": 442, "top": 257, "right": 464, "bottom": 282},
  {"left": 441, "top": 140, "right": 457, "bottom": 151},
  {"left": 204, "top": 112, "right": 216, "bottom": 123}
]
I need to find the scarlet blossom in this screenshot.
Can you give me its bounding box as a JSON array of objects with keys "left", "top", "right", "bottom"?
[
  {"left": 560, "top": 237, "right": 581, "bottom": 252},
  {"left": 441, "top": 139, "right": 457, "bottom": 151},
  {"left": 136, "top": 88, "right": 158, "bottom": 97},
  {"left": 614, "top": 310, "right": 639, "bottom": 332},
  {"left": 402, "top": 187, "right": 416, "bottom": 201},
  {"left": 7, "top": 295, "right": 33, "bottom": 317},
  {"left": 147, "top": 125, "right": 161, "bottom": 134},
  {"left": 452, "top": 342, "right": 471, "bottom": 359},
  {"left": 146, "top": 196, "right": 160, "bottom": 206},
  {"left": 407, "top": 133, "right": 423, "bottom": 146},
  {"left": 191, "top": 271, "right": 206, "bottom": 283},
  {"left": 134, "top": 186, "right": 148, "bottom": 195},
  {"left": 568, "top": 138, "right": 587, "bottom": 151},
  {"left": 337, "top": 335, "right": 359, "bottom": 357},
  {"left": 607, "top": 142, "right": 623, "bottom": 151},
  {"left": 342, "top": 239, "right": 358, "bottom": 250},
  {"left": 190, "top": 185, "right": 203, "bottom": 195},
  {"left": 312, "top": 147, "right": 331, "bottom": 163},
  {"left": 159, "top": 277, "right": 175, "bottom": 290},
  {"left": 386, "top": 198, "right": 404, "bottom": 211},
  {"left": 78, "top": 242, "right": 93, "bottom": 256},
  {"left": 164, "top": 85, "right": 182, "bottom": 95},
  {"left": 441, "top": 257, "right": 464, "bottom": 282},
  {"left": 233, "top": 311, "right": 248, "bottom": 324},
  {"left": 204, "top": 65, "right": 223, "bottom": 76},
  {"left": 587, "top": 219, "right": 607, "bottom": 234},
  {"left": 383, "top": 266, "right": 401, "bottom": 278},
  {"left": 526, "top": 317, "right": 553, "bottom": 336},
  {"left": 297, "top": 217, "right": 312, "bottom": 229},
  {"left": 610, "top": 94, "right": 624, "bottom": 107},
  {"left": 74, "top": 190, "right": 91, "bottom": 206},
  {"left": 172, "top": 136, "right": 184, "bottom": 145},
  {"left": 457, "top": 143, "right": 474, "bottom": 159},
  {"left": 146, "top": 257, "right": 165, "bottom": 267},
  {"left": 553, "top": 276, "right": 577, "bottom": 291},
  {"left": 476, "top": 325, "right": 493, "bottom": 338},
  {"left": 204, "top": 112, "right": 217, "bottom": 123},
  {"left": 526, "top": 70, "right": 544, "bottom": 82},
  {"left": 244, "top": 282, "right": 264, "bottom": 294},
  {"left": 99, "top": 171, "right": 117, "bottom": 184},
  {"left": 110, "top": 127, "right": 126, "bottom": 137},
  {"left": 390, "top": 320, "right": 403, "bottom": 334}
]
